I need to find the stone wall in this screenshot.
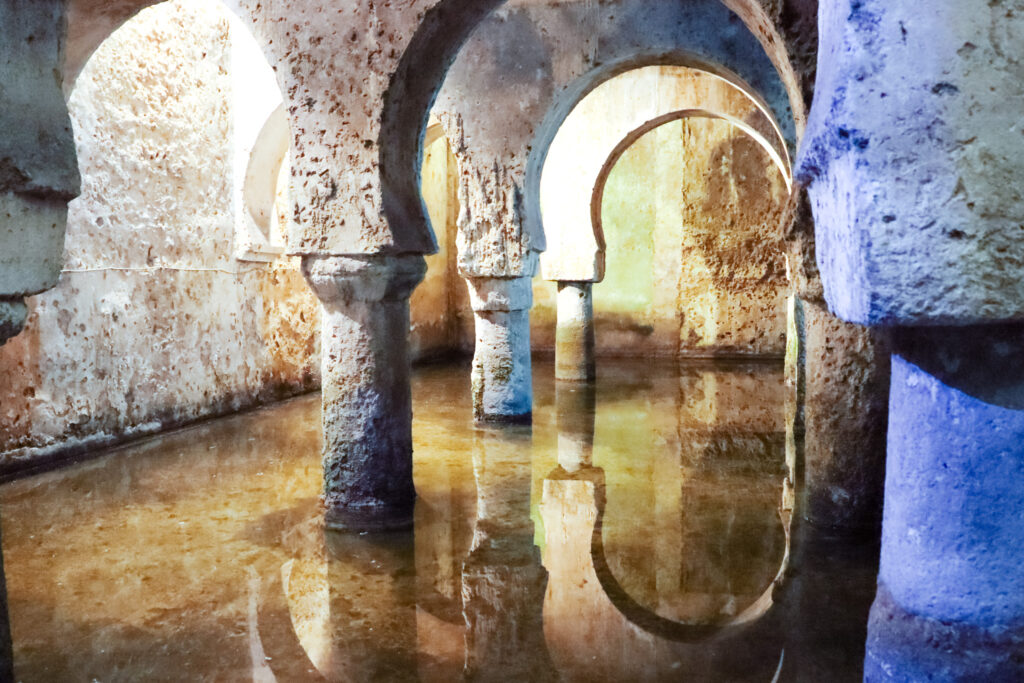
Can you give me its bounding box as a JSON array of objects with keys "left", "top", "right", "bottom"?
[{"left": 0, "top": 1, "right": 461, "bottom": 470}]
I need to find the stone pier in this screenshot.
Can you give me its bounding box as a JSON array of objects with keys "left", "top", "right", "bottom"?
[
  {"left": 555, "top": 282, "right": 596, "bottom": 382},
  {"left": 302, "top": 254, "right": 426, "bottom": 532},
  {"left": 466, "top": 276, "right": 534, "bottom": 424},
  {"left": 865, "top": 325, "right": 1024, "bottom": 680}
]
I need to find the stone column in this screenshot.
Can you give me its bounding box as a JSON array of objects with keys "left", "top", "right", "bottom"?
[
  {"left": 801, "top": 299, "right": 892, "bottom": 534},
  {"left": 302, "top": 254, "right": 426, "bottom": 532},
  {"left": 865, "top": 325, "right": 1024, "bottom": 680},
  {"left": 465, "top": 276, "right": 533, "bottom": 424},
  {"left": 555, "top": 282, "right": 595, "bottom": 382}
]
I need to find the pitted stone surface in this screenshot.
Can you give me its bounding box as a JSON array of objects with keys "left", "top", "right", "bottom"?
[
  {"left": 799, "top": 0, "right": 1024, "bottom": 325},
  {"left": 0, "top": 2, "right": 321, "bottom": 468},
  {"left": 465, "top": 275, "right": 533, "bottom": 313},
  {"left": 802, "top": 300, "right": 890, "bottom": 533},
  {"left": 312, "top": 255, "right": 426, "bottom": 530}
]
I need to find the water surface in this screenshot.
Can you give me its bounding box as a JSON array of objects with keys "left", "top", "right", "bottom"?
[{"left": 0, "top": 358, "right": 877, "bottom": 681}]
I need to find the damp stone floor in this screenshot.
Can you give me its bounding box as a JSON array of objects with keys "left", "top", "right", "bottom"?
[{"left": 0, "top": 358, "right": 878, "bottom": 682}]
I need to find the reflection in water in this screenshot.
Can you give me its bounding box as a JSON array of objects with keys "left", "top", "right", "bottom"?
[
  {"left": 462, "top": 425, "right": 556, "bottom": 682},
  {"left": 0, "top": 359, "right": 877, "bottom": 680}
]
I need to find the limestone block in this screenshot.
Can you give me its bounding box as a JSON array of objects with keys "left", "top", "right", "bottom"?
[
  {"left": 0, "top": 1, "right": 80, "bottom": 297},
  {"left": 799, "top": 0, "right": 1024, "bottom": 325}
]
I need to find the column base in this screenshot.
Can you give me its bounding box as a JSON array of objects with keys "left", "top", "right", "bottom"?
[{"left": 866, "top": 584, "right": 1024, "bottom": 682}]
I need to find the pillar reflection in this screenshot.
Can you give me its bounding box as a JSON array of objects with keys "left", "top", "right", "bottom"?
[
  {"left": 280, "top": 524, "right": 419, "bottom": 682},
  {"left": 462, "top": 425, "right": 555, "bottom": 682}
]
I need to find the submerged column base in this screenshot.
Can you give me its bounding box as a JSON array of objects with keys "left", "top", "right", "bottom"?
[
  {"left": 555, "top": 281, "right": 595, "bottom": 382},
  {"left": 868, "top": 324, "right": 1024, "bottom": 679},
  {"left": 866, "top": 584, "right": 1024, "bottom": 682},
  {"left": 303, "top": 254, "right": 426, "bottom": 532},
  {"left": 466, "top": 276, "right": 533, "bottom": 424}
]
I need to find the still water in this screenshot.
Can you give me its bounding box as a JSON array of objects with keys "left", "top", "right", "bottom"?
[{"left": 0, "top": 359, "right": 878, "bottom": 681}]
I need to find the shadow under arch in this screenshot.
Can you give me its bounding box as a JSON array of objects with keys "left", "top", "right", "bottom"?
[{"left": 589, "top": 108, "right": 792, "bottom": 259}]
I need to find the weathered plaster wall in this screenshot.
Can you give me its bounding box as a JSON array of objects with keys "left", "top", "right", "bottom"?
[
  {"left": 0, "top": 1, "right": 322, "bottom": 469},
  {"left": 0, "top": 1, "right": 475, "bottom": 470},
  {"left": 532, "top": 118, "right": 789, "bottom": 358},
  {"left": 0, "top": 2, "right": 317, "bottom": 470}
]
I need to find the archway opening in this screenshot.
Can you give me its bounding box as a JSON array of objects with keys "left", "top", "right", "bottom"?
[{"left": 535, "top": 66, "right": 794, "bottom": 635}]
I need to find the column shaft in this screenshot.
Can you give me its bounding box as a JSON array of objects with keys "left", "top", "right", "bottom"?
[
  {"left": 303, "top": 255, "right": 426, "bottom": 531},
  {"left": 866, "top": 325, "right": 1024, "bottom": 680},
  {"left": 555, "top": 282, "right": 595, "bottom": 382},
  {"left": 466, "top": 277, "right": 533, "bottom": 423}
]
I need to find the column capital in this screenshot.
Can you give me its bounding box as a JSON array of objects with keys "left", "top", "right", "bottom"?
[
  {"left": 302, "top": 254, "right": 426, "bottom": 305},
  {"left": 465, "top": 275, "right": 533, "bottom": 312}
]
